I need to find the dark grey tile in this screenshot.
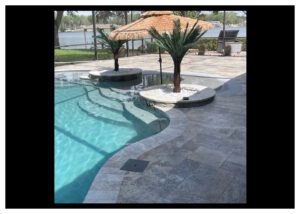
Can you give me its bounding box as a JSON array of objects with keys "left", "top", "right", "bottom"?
[{"left": 120, "top": 159, "right": 149, "bottom": 172}]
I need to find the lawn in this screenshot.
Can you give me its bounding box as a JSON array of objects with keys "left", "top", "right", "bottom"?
[{"left": 55, "top": 49, "right": 113, "bottom": 62}]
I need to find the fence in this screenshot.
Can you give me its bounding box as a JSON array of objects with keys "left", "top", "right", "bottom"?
[
  {"left": 56, "top": 37, "right": 246, "bottom": 55},
  {"left": 56, "top": 35, "right": 158, "bottom": 57}
]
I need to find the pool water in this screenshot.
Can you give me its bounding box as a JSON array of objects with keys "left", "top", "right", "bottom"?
[{"left": 55, "top": 72, "right": 171, "bottom": 203}]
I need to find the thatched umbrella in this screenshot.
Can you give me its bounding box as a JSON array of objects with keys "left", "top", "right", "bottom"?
[
  {"left": 109, "top": 11, "right": 213, "bottom": 40},
  {"left": 109, "top": 11, "right": 213, "bottom": 83}
]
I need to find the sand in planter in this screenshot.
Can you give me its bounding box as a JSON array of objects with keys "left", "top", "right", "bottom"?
[{"left": 139, "top": 84, "right": 216, "bottom": 105}]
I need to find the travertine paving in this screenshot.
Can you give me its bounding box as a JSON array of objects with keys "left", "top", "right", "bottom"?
[
  {"left": 83, "top": 73, "right": 246, "bottom": 203},
  {"left": 55, "top": 54, "right": 246, "bottom": 79},
  {"left": 116, "top": 74, "right": 246, "bottom": 203}
]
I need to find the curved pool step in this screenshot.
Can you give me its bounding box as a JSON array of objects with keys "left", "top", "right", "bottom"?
[
  {"left": 98, "top": 87, "right": 132, "bottom": 102},
  {"left": 82, "top": 84, "right": 169, "bottom": 133},
  {"left": 86, "top": 91, "right": 123, "bottom": 115},
  {"left": 68, "top": 79, "right": 98, "bottom": 87},
  {"left": 99, "top": 82, "right": 135, "bottom": 97},
  {"left": 108, "top": 87, "right": 134, "bottom": 95},
  {"left": 55, "top": 79, "right": 81, "bottom": 89},
  {"left": 83, "top": 87, "right": 124, "bottom": 113},
  {"left": 133, "top": 97, "right": 159, "bottom": 114},
  {"left": 148, "top": 118, "right": 170, "bottom": 133},
  {"left": 77, "top": 97, "right": 131, "bottom": 125},
  {"left": 98, "top": 85, "right": 169, "bottom": 132},
  {"left": 97, "top": 86, "right": 162, "bottom": 124},
  {"left": 55, "top": 86, "right": 86, "bottom": 105},
  {"left": 123, "top": 102, "right": 159, "bottom": 125},
  {"left": 55, "top": 84, "right": 79, "bottom": 89}
]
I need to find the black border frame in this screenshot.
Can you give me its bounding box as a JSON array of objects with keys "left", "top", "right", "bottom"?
[{"left": 5, "top": 5, "right": 294, "bottom": 209}]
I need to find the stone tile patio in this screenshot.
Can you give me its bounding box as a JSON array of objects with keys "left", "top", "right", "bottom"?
[
  {"left": 116, "top": 74, "right": 246, "bottom": 203},
  {"left": 55, "top": 54, "right": 246, "bottom": 79}
]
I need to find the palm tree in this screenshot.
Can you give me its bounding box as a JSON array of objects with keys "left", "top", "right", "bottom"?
[
  {"left": 96, "top": 28, "right": 127, "bottom": 71},
  {"left": 148, "top": 19, "right": 206, "bottom": 92}
]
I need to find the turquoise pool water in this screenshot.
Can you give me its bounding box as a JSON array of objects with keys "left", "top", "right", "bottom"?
[{"left": 55, "top": 72, "right": 170, "bottom": 203}]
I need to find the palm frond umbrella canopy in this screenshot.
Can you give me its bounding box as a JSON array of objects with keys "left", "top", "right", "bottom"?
[
  {"left": 109, "top": 11, "right": 213, "bottom": 40},
  {"left": 109, "top": 11, "right": 214, "bottom": 86}
]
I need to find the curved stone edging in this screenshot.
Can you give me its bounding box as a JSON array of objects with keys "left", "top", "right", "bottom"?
[
  {"left": 139, "top": 84, "right": 216, "bottom": 108},
  {"left": 89, "top": 68, "right": 142, "bottom": 82},
  {"left": 83, "top": 106, "right": 188, "bottom": 203}
]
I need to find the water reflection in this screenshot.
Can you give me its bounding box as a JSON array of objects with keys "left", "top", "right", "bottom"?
[{"left": 55, "top": 72, "right": 225, "bottom": 90}]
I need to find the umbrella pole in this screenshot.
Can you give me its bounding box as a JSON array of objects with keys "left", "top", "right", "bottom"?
[
  {"left": 92, "top": 11, "right": 98, "bottom": 60},
  {"left": 158, "top": 47, "right": 162, "bottom": 84},
  {"left": 222, "top": 11, "right": 226, "bottom": 56}
]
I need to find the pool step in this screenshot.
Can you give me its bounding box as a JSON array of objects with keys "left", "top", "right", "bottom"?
[
  {"left": 103, "top": 85, "right": 136, "bottom": 97},
  {"left": 98, "top": 85, "right": 169, "bottom": 132},
  {"left": 98, "top": 87, "right": 132, "bottom": 102},
  {"left": 55, "top": 80, "right": 80, "bottom": 89},
  {"left": 55, "top": 86, "right": 86, "bottom": 104},
  {"left": 123, "top": 102, "right": 169, "bottom": 133},
  {"left": 85, "top": 88, "right": 124, "bottom": 112},
  {"left": 97, "top": 85, "right": 162, "bottom": 125},
  {"left": 123, "top": 102, "right": 159, "bottom": 125},
  {"left": 78, "top": 97, "right": 130, "bottom": 124},
  {"left": 83, "top": 84, "right": 169, "bottom": 132}
]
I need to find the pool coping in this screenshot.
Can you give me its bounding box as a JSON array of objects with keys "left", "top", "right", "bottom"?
[
  {"left": 83, "top": 105, "right": 188, "bottom": 203},
  {"left": 139, "top": 84, "right": 216, "bottom": 107},
  {"left": 89, "top": 68, "right": 143, "bottom": 82}
]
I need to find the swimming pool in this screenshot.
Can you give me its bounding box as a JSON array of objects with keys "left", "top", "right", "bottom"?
[{"left": 55, "top": 72, "right": 171, "bottom": 203}]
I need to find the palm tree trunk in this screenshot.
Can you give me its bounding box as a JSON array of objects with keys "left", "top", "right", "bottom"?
[
  {"left": 114, "top": 54, "right": 119, "bottom": 71},
  {"left": 222, "top": 11, "right": 226, "bottom": 56},
  {"left": 92, "top": 11, "right": 98, "bottom": 60},
  {"left": 54, "top": 11, "right": 64, "bottom": 49},
  {"left": 173, "top": 62, "right": 181, "bottom": 92},
  {"left": 54, "top": 24, "right": 60, "bottom": 48}
]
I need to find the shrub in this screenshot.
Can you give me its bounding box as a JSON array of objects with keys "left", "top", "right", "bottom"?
[
  {"left": 193, "top": 38, "right": 246, "bottom": 51},
  {"left": 193, "top": 38, "right": 218, "bottom": 51},
  {"left": 236, "top": 38, "right": 247, "bottom": 51},
  {"left": 137, "top": 45, "right": 146, "bottom": 52},
  {"left": 145, "top": 41, "right": 158, "bottom": 53},
  {"left": 197, "top": 44, "right": 206, "bottom": 55}
]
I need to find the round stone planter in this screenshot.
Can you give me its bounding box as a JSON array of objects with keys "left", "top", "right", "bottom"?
[
  {"left": 89, "top": 68, "right": 142, "bottom": 82},
  {"left": 139, "top": 84, "right": 216, "bottom": 108}
]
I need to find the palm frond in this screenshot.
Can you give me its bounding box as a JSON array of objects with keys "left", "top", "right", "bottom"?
[
  {"left": 148, "top": 19, "right": 206, "bottom": 63},
  {"left": 97, "top": 28, "right": 126, "bottom": 54}
]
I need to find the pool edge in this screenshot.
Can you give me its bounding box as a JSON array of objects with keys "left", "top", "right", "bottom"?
[{"left": 83, "top": 106, "right": 188, "bottom": 203}]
